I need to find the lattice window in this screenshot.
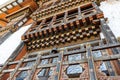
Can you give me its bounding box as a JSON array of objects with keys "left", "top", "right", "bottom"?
[{"left": 16, "top": 71, "right": 28, "bottom": 80}]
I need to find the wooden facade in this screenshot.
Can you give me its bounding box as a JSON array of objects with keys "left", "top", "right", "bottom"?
[{"left": 0, "top": 0, "right": 120, "bottom": 80}]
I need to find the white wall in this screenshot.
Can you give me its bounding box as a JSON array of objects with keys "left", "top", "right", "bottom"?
[{"left": 0, "top": 25, "right": 31, "bottom": 64}]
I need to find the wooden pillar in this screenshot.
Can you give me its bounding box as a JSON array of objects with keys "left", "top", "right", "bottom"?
[
  {"left": 54, "top": 50, "right": 63, "bottom": 80},
  {"left": 86, "top": 44, "right": 97, "bottom": 80}
]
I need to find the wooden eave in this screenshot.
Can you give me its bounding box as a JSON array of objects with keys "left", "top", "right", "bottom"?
[
  {"left": 6, "top": 5, "right": 32, "bottom": 20},
  {"left": 31, "top": 0, "right": 103, "bottom": 21}
]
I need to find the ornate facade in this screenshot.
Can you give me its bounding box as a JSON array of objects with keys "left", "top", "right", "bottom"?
[{"left": 0, "top": 0, "right": 120, "bottom": 80}]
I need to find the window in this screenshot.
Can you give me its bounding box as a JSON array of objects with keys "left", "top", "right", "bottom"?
[
  {"left": 67, "top": 65, "right": 82, "bottom": 74},
  {"left": 25, "top": 61, "right": 35, "bottom": 67},
  {"left": 18, "top": 21, "right": 23, "bottom": 27},
  {"left": 99, "top": 62, "right": 109, "bottom": 76},
  {"left": 23, "top": 18, "right": 27, "bottom": 22},
  {"left": 52, "top": 57, "right": 58, "bottom": 63},
  {"left": 1, "top": 8, "right": 7, "bottom": 12},
  {"left": 7, "top": 5, "right": 13, "bottom": 9},
  {"left": 49, "top": 68, "right": 53, "bottom": 76},
  {"left": 100, "top": 62, "right": 107, "bottom": 71},
  {"left": 68, "top": 54, "right": 81, "bottom": 62},
  {"left": 66, "top": 65, "right": 83, "bottom": 78},
  {"left": 17, "top": 0, "right": 23, "bottom": 3},
  {"left": 37, "top": 68, "right": 50, "bottom": 80},
  {"left": 38, "top": 69, "right": 46, "bottom": 77},
  {"left": 40, "top": 59, "right": 48, "bottom": 65},
  {"left": 16, "top": 71, "right": 28, "bottom": 80},
  {"left": 12, "top": 2, "right": 18, "bottom": 6},
  {"left": 86, "top": 51, "right": 102, "bottom": 58},
  {"left": 93, "top": 51, "right": 102, "bottom": 58}
]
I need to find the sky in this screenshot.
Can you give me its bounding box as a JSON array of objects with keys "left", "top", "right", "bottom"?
[{"left": 0, "top": 0, "right": 120, "bottom": 64}]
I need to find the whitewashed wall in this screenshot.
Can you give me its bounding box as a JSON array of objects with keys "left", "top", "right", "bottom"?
[{"left": 0, "top": 25, "right": 31, "bottom": 64}]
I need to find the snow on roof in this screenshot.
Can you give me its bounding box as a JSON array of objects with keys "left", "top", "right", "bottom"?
[{"left": 0, "top": 24, "right": 31, "bottom": 64}]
